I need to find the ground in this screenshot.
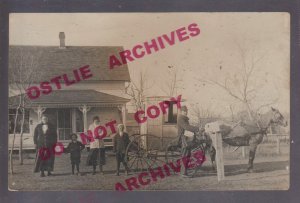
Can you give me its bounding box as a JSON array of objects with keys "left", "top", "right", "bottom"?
[{"left": 8, "top": 143, "right": 289, "bottom": 191}]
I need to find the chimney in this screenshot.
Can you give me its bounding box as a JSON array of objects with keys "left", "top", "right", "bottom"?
[{"left": 59, "top": 32, "right": 65, "bottom": 48}]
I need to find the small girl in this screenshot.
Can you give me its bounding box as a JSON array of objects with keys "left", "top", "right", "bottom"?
[{"left": 65, "top": 133, "right": 85, "bottom": 175}]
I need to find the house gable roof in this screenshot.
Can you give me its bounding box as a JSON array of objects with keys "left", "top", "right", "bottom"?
[{"left": 9, "top": 45, "right": 130, "bottom": 83}]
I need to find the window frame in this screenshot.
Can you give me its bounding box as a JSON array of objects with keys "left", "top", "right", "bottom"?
[
  {"left": 8, "top": 109, "right": 30, "bottom": 134},
  {"left": 56, "top": 108, "right": 72, "bottom": 141},
  {"left": 163, "top": 101, "right": 178, "bottom": 124}
]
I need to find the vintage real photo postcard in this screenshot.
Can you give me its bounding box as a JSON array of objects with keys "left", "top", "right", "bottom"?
[{"left": 8, "top": 13, "right": 290, "bottom": 191}]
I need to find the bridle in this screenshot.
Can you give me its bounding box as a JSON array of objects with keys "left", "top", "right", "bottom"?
[
  {"left": 255, "top": 109, "right": 285, "bottom": 136},
  {"left": 270, "top": 110, "right": 285, "bottom": 126}
]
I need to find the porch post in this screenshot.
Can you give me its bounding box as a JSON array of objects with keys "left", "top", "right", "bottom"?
[
  {"left": 34, "top": 105, "right": 46, "bottom": 123},
  {"left": 122, "top": 104, "right": 127, "bottom": 131},
  {"left": 79, "top": 105, "right": 91, "bottom": 133}
]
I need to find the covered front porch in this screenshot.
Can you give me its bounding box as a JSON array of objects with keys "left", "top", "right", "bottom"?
[{"left": 8, "top": 90, "right": 130, "bottom": 149}]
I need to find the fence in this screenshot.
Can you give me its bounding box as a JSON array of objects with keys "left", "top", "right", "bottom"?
[{"left": 225, "top": 133, "right": 289, "bottom": 158}]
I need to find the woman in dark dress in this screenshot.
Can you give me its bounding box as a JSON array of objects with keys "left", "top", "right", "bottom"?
[{"left": 33, "top": 115, "right": 57, "bottom": 177}]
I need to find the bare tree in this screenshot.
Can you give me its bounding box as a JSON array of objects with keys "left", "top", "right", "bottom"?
[
  {"left": 9, "top": 99, "right": 21, "bottom": 174},
  {"left": 125, "top": 70, "right": 152, "bottom": 111},
  {"left": 229, "top": 104, "right": 236, "bottom": 122},
  {"left": 197, "top": 43, "right": 277, "bottom": 127},
  {"left": 161, "top": 65, "right": 184, "bottom": 97},
  {"left": 190, "top": 103, "right": 220, "bottom": 127},
  {"left": 9, "top": 48, "right": 39, "bottom": 173}
]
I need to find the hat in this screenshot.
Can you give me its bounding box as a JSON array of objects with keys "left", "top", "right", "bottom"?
[{"left": 181, "top": 106, "right": 188, "bottom": 112}]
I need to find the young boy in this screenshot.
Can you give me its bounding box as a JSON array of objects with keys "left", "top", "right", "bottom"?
[
  {"left": 65, "top": 133, "right": 85, "bottom": 175},
  {"left": 113, "top": 124, "right": 130, "bottom": 176}
]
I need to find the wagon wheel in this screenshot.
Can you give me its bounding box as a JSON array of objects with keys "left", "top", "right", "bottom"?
[
  {"left": 165, "top": 136, "right": 208, "bottom": 176},
  {"left": 189, "top": 144, "right": 207, "bottom": 177},
  {"left": 165, "top": 138, "right": 181, "bottom": 164},
  {"left": 189, "top": 134, "right": 217, "bottom": 177},
  {"left": 125, "top": 134, "right": 166, "bottom": 173}
]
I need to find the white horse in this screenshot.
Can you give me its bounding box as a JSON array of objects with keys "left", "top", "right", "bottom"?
[{"left": 220, "top": 107, "right": 288, "bottom": 172}]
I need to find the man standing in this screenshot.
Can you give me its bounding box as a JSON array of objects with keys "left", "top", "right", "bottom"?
[
  {"left": 34, "top": 114, "right": 57, "bottom": 177},
  {"left": 177, "top": 106, "right": 199, "bottom": 177}
]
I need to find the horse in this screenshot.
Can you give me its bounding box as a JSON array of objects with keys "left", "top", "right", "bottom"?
[{"left": 219, "top": 107, "right": 288, "bottom": 172}]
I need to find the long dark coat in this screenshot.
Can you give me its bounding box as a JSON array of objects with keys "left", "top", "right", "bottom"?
[
  {"left": 177, "top": 115, "right": 199, "bottom": 147},
  {"left": 33, "top": 123, "right": 57, "bottom": 172},
  {"left": 113, "top": 132, "right": 130, "bottom": 153},
  {"left": 113, "top": 132, "right": 130, "bottom": 165}
]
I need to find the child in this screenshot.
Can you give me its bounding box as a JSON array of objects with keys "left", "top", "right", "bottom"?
[
  {"left": 65, "top": 133, "right": 85, "bottom": 175},
  {"left": 86, "top": 116, "right": 106, "bottom": 175},
  {"left": 113, "top": 124, "right": 130, "bottom": 176}
]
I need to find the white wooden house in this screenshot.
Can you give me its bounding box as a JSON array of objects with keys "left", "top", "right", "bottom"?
[{"left": 8, "top": 32, "right": 131, "bottom": 149}]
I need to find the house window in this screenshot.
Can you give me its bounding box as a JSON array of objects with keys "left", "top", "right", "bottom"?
[
  {"left": 75, "top": 109, "right": 84, "bottom": 133},
  {"left": 8, "top": 109, "right": 30, "bottom": 134},
  {"left": 57, "top": 109, "right": 72, "bottom": 140},
  {"left": 164, "top": 101, "right": 178, "bottom": 124}
]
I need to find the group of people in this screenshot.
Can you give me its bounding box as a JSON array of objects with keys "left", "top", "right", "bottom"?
[
  {"left": 34, "top": 115, "right": 130, "bottom": 177},
  {"left": 33, "top": 105, "right": 200, "bottom": 178}
]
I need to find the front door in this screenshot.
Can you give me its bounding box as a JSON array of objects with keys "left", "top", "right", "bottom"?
[
  {"left": 57, "top": 108, "right": 72, "bottom": 141},
  {"left": 44, "top": 108, "right": 72, "bottom": 141},
  {"left": 44, "top": 109, "right": 57, "bottom": 130}
]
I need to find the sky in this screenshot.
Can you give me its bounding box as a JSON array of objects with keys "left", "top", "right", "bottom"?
[{"left": 9, "top": 13, "right": 290, "bottom": 116}]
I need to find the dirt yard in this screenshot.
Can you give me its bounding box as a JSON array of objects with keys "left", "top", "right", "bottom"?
[{"left": 8, "top": 143, "right": 289, "bottom": 191}]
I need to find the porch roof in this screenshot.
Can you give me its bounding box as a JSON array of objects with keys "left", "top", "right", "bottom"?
[{"left": 9, "top": 90, "right": 130, "bottom": 108}]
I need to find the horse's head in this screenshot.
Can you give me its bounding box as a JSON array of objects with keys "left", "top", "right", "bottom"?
[{"left": 270, "top": 107, "right": 288, "bottom": 127}]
